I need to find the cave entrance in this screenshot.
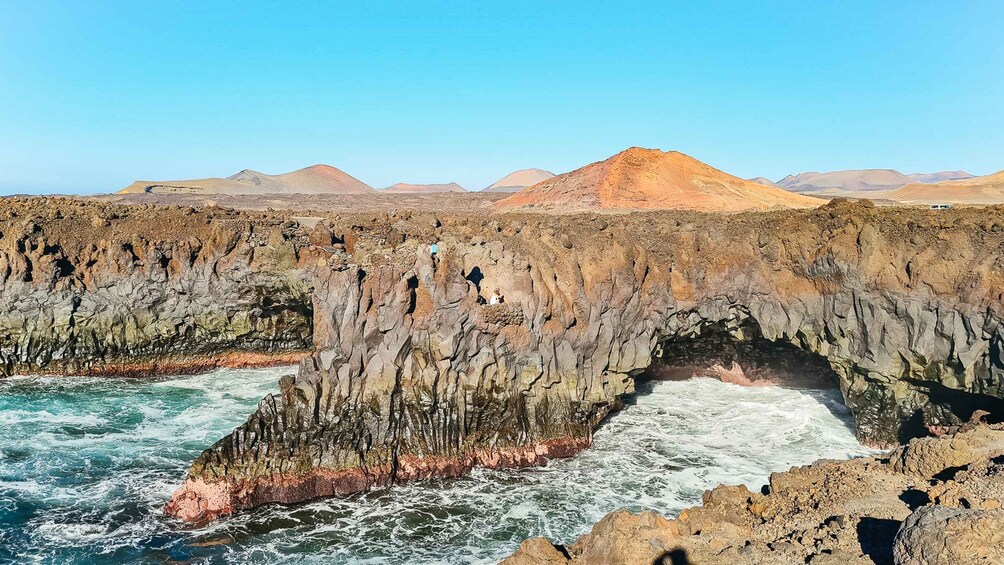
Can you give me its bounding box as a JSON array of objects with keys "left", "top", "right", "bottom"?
[
  {"left": 586, "top": 319, "right": 870, "bottom": 508},
  {"left": 606, "top": 318, "right": 855, "bottom": 436},
  {"left": 637, "top": 317, "right": 1003, "bottom": 445},
  {"left": 643, "top": 319, "right": 840, "bottom": 390},
  {"left": 594, "top": 318, "right": 865, "bottom": 458}
]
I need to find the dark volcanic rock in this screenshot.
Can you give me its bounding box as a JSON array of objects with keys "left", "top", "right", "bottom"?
[
  {"left": 166, "top": 200, "right": 1004, "bottom": 521},
  {"left": 0, "top": 198, "right": 315, "bottom": 375}
]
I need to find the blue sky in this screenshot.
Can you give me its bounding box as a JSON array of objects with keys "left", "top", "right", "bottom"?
[{"left": 1, "top": 1, "right": 1002, "bottom": 194}]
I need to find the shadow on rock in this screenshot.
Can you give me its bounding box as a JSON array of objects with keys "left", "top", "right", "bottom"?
[
  {"left": 654, "top": 548, "right": 692, "bottom": 564},
  {"left": 855, "top": 517, "right": 900, "bottom": 565}
]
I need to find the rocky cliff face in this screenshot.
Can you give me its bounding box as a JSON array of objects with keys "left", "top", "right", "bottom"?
[
  {"left": 0, "top": 198, "right": 315, "bottom": 375},
  {"left": 167, "top": 200, "right": 1004, "bottom": 521}
]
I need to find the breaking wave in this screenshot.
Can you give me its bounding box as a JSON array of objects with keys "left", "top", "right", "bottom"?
[{"left": 0, "top": 368, "right": 875, "bottom": 564}]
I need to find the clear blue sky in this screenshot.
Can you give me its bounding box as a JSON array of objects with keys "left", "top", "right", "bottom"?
[{"left": 1, "top": 1, "right": 1002, "bottom": 194}]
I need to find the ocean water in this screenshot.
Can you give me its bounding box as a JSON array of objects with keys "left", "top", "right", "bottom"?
[{"left": 0, "top": 367, "right": 875, "bottom": 564}]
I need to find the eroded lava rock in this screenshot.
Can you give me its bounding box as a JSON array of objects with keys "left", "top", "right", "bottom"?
[
  {"left": 0, "top": 198, "right": 316, "bottom": 375},
  {"left": 165, "top": 199, "right": 1004, "bottom": 521}
]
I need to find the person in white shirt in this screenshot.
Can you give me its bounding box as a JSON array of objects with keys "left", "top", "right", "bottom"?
[{"left": 489, "top": 289, "right": 504, "bottom": 305}]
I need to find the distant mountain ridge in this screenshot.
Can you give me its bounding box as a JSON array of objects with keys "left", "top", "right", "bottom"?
[
  {"left": 777, "top": 169, "right": 973, "bottom": 193},
  {"left": 226, "top": 169, "right": 287, "bottom": 192},
  {"left": 381, "top": 182, "right": 466, "bottom": 193},
  {"left": 119, "top": 164, "right": 375, "bottom": 195},
  {"left": 888, "top": 170, "right": 1004, "bottom": 204},
  {"left": 117, "top": 161, "right": 988, "bottom": 201},
  {"left": 484, "top": 168, "right": 556, "bottom": 192},
  {"left": 906, "top": 170, "right": 975, "bottom": 184}
]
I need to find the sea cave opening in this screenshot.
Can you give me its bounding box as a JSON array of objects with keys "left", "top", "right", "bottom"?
[
  {"left": 617, "top": 317, "right": 854, "bottom": 434},
  {"left": 646, "top": 318, "right": 839, "bottom": 389}
]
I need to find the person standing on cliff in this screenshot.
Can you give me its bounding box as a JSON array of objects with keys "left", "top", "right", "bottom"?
[{"left": 429, "top": 241, "right": 440, "bottom": 269}]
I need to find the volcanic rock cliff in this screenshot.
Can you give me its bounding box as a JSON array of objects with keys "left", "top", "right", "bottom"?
[
  {"left": 166, "top": 199, "right": 1004, "bottom": 521},
  {"left": 0, "top": 198, "right": 315, "bottom": 375}
]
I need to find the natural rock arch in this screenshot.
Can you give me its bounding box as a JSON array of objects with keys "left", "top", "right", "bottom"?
[
  {"left": 167, "top": 204, "right": 1004, "bottom": 521},
  {"left": 645, "top": 315, "right": 841, "bottom": 390},
  {"left": 654, "top": 298, "right": 1004, "bottom": 446}
]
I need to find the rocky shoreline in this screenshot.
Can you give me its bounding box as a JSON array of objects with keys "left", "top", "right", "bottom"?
[
  {"left": 5, "top": 196, "right": 1004, "bottom": 561},
  {"left": 503, "top": 421, "right": 1004, "bottom": 565},
  {"left": 165, "top": 434, "right": 592, "bottom": 522}
]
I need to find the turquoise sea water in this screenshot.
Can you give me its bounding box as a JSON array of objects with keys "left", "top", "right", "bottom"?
[{"left": 0, "top": 367, "right": 874, "bottom": 564}]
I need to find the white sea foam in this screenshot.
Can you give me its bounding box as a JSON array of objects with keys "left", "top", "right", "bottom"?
[{"left": 0, "top": 369, "right": 878, "bottom": 564}]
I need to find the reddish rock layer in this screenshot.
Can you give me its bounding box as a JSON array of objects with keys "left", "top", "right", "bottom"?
[
  {"left": 31, "top": 350, "right": 308, "bottom": 378},
  {"left": 166, "top": 437, "right": 590, "bottom": 522}
]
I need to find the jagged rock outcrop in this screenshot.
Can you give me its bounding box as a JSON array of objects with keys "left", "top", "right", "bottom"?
[
  {"left": 0, "top": 198, "right": 316, "bottom": 375},
  {"left": 168, "top": 199, "right": 1004, "bottom": 521},
  {"left": 167, "top": 219, "right": 671, "bottom": 519},
  {"left": 503, "top": 423, "right": 1004, "bottom": 565}
]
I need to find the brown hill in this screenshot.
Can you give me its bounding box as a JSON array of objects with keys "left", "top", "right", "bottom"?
[
  {"left": 494, "top": 148, "right": 820, "bottom": 212},
  {"left": 888, "top": 170, "right": 1004, "bottom": 204},
  {"left": 226, "top": 169, "right": 288, "bottom": 192},
  {"left": 484, "top": 168, "right": 556, "bottom": 192},
  {"left": 748, "top": 176, "right": 778, "bottom": 186},
  {"left": 269, "top": 164, "right": 374, "bottom": 194},
  {"left": 119, "top": 164, "right": 375, "bottom": 195},
  {"left": 381, "top": 182, "right": 466, "bottom": 193}
]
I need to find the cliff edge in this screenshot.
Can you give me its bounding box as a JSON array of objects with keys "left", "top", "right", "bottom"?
[{"left": 165, "top": 199, "right": 1004, "bottom": 522}]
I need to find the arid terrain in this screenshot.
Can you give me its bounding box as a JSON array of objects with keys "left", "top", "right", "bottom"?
[
  {"left": 777, "top": 169, "right": 974, "bottom": 193},
  {"left": 109, "top": 147, "right": 1004, "bottom": 211},
  {"left": 99, "top": 191, "right": 507, "bottom": 213},
  {"left": 767, "top": 168, "right": 1003, "bottom": 206},
  {"left": 495, "top": 148, "right": 822, "bottom": 212},
  {"left": 380, "top": 182, "right": 467, "bottom": 193},
  {"left": 887, "top": 170, "right": 1004, "bottom": 204},
  {"left": 117, "top": 164, "right": 559, "bottom": 197},
  {"left": 119, "top": 164, "right": 376, "bottom": 195}
]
